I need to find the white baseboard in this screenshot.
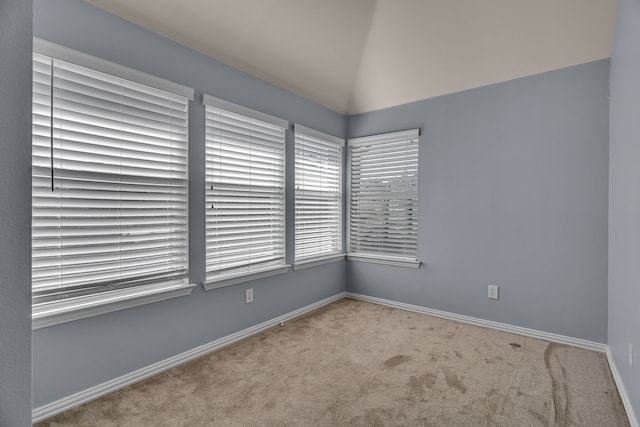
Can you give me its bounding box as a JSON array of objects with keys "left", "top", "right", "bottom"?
[
  {"left": 345, "top": 292, "right": 607, "bottom": 353},
  {"left": 606, "top": 348, "right": 639, "bottom": 427},
  {"left": 36, "top": 291, "right": 634, "bottom": 426},
  {"left": 32, "top": 292, "right": 346, "bottom": 423},
  {"left": 350, "top": 292, "right": 636, "bottom": 427}
]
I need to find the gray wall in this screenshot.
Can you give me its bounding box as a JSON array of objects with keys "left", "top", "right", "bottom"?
[
  {"left": 348, "top": 60, "right": 610, "bottom": 343},
  {"left": 609, "top": 0, "right": 640, "bottom": 417},
  {"left": 29, "top": 0, "right": 619, "bottom": 413},
  {"left": 32, "top": 0, "right": 346, "bottom": 408},
  {"left": 0, "top": 0, "right": 33, "bottom": 425}
]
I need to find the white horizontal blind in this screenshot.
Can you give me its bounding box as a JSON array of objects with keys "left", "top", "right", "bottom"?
[
  {"left": 32, "top": 52, "right": 190, "bottom": 305},
  {"left": 204, "top": 98, "right": 286, "bottom": 280},
  {"left": 349, "top": 130, "right": 419, "bottom": 260},
  {"left": 294, "top": 126, "right": 343, "bottom": 262}
]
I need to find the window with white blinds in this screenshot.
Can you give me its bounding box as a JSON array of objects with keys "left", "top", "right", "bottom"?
[
  {"left": 31, "top": 40, "right": 194, "bottom": 325},
  {"left": 203, "top": 95, "right": 288, "bottom": 289},
  {"left": 348, "top": 129, "right": 420, "bottom": 267},
  {"left": 294, "top": 125, "right": 344, "bottom": 264}
]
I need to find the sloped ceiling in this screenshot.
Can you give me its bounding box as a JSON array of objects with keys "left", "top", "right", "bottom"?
[{"left": 86, "top": 0, "right": 617, "bottom": 115}]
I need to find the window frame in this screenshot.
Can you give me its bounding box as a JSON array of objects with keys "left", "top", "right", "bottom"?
[
  {"left": 347, "top": 129, "right": 421, "bottom": 268},
  {"left": 202, "top": 94, "right": 290, "bottom": 290},
  {"left": 31, "top": 39, "right": 195, "bottom": 329},
  {"left": 293, "top": 124, "right": 345, "bottom": 269}
]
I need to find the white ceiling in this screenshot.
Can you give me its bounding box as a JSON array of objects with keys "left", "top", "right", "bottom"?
[{"left": 86, "top": 0, "right": 617, "bottom": 115}]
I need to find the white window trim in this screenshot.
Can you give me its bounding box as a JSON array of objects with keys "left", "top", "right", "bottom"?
[
  {"left": 293, "top": 254, "right": 346, "bottom": 270},
  {"left": 31, "top": 40, "right": 195, "bottom": 327},
  {"left": 202, "top": 94, "right": 288, "bottom": 128},
  {"left": 348, "top": 129, "right": 419, "bottom": 147},
  {"left": 294, "top": 124, "right": 345, "bottom": 146},
  {"left": 33, "top": 38, "right": 194, "bottom": 100},
  {"left": 33, "top": 282, "right": 196, "bottom": 330},
  {"left": 202, "top": 265, "right": 291, "bottom": 291},
  {"left": 348, "top": 128, "right": 421, "bottom": 267},
  {"left": 347, "top": 253, "right": 421, "bottom": 269},
  {"left": 294, "top": 124, "right": 344, "bottom": 263},
  {"left": 202, "top": 94, "right": 288, "bottom": 289}
]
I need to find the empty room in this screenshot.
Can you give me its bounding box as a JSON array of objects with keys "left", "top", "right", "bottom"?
[{"left": 0, "top": 0, "right": 639, "bottom": 425}]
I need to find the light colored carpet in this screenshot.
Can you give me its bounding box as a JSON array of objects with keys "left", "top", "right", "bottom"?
[{"left": 36, "top": 298, "right": 629, "bottom": 427}]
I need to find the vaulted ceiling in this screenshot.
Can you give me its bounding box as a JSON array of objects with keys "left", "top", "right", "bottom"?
[{"left": 86, "top": 0, "right": 617, "bottom": 115}]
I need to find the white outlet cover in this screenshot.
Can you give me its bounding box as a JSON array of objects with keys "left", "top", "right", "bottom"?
[
  {"left": 488, "top": 285, "right": 499, "bottom": 300},
  {"left": 245, "top": 288, "right": 253, "bottom": 304}
]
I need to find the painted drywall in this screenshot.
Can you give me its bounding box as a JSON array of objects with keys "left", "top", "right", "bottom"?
[
  {"left": 32, "top": 0, "right": 346, "bottom": 408},
  {"left": 608, "top": 0, "right": 640, "bottom": 418},
  {"left": 348, "top": 0, "right": 616, "bottom": 114},
  {"left": 348, "top": 60, "right": 610, "bottom": 343},
  {"left": 0, "top": 0, "right": 33, "bottom": 425},
  {"left": 28, "top": 0, "right": 617, "bottom": 413}
]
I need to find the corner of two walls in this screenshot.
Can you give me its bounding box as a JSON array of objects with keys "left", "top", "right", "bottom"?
[
  {"left": 0, "top": 0, "right": 33, "bottom": 425},
  {"left": 345, "top": 59, "right": 611, "bottom": 345},
  {"left": 608, "top": 0, "right": 640, "bottom": 418}
]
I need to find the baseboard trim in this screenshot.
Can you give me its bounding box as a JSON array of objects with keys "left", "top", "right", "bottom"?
[
  {"left": 345, "top": 292, "right": 607, "bottom": 353},
  {"left": 32, "top": 292, "right": 346, "bottom": 423},
  {"left": 606, "top": 348, "right": 639, "bottom": 427},
  {"left": 34, "top": 291, "right": 626, "bottom": 424}
]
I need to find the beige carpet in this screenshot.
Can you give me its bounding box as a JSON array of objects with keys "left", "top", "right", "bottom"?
[{"left": 36, "top": 298, "right": 629, "bottom": 427}]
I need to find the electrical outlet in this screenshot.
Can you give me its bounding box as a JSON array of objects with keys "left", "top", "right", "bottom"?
[
  {"left": 488, "top": 285, "right": 499, "bottom": 300},
  {"left": 245, "top": 288, "right": 253, "bottom": 304},
  {"left": 629, "top": 343, "right": 634, "bottom": 367}
]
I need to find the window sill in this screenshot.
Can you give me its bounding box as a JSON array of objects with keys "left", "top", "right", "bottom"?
[
  {"left": 203, "top": 265, "right": 290, "bottom": 290},
  {"left": 32, "top": 282, "right": 196, "bottom": 330},
  {"left": 293, "top": 254, "right": 346, "bottom": 270},
  {"left": 347, "top": 254, "right": 422, "bottom": 269}
]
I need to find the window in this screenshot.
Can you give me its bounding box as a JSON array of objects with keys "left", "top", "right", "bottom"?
[
  {"left": 348, "top": 129, "right": 420, "bottom": 268},
  {"left": 31, "top": 39, "right": 194, "bottom": 328},
  {"left": 203, "top": 95, "right": 289, "bottom": 289},
  {"left": 294, "top": 125, "right": 344, "bottom": 268}
]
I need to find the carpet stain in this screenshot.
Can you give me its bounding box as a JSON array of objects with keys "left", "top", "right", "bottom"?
[
  {"left": 510, "top": 342, "right": 522, "bottom": 348},
  {"left": 364, "top": 409, "right": 386, "bottom": 427},
  {"left": 544, "top": 342, "right": 570, "bottom": 426},
  {"left": 264, "top": 395, "right": 277, "bottom": 409},
  {"left": 442, "top": 368, "right": 467, "bottom": 394},
  {"left": 453, "top": 350, "right": 463, "bottom": 359},
  {"left": 384, "top": 354, "right": 411, "bottom": 368},
  {"left": 423, "top": 373, "right": 437, "bottom": 389},
  {"left": 527, "top": 408, "right": 549, "bottom": 426},
  {"left": 407, "top": 376, "right": 422, "bottom": 393},
  {"left": 486, "top": 387, "right": 499, "bottom": 397},
  {"left": 407, "top": 372, "right": 438, "bottom": 393},
  {"left": 484, "top": 355, "right": 503, "bottom": 364},
  {"left": 358, "top": 378, "right": 380, "bottom": 394}
]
